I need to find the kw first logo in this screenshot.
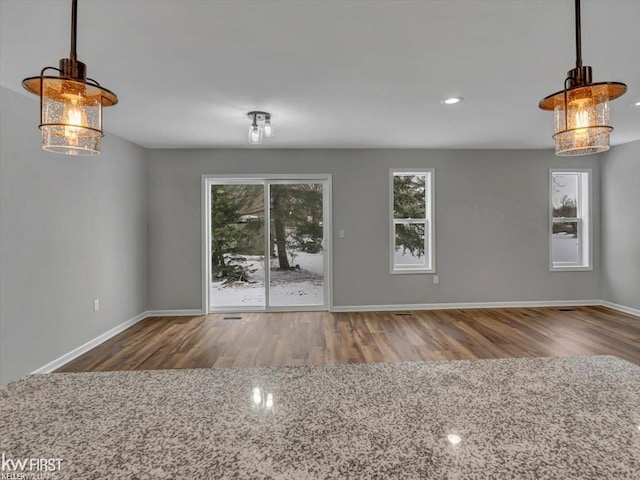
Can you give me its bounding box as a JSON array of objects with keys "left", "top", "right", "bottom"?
[{"left": 1, "top": 453, "right": 63, "bottom": 479}]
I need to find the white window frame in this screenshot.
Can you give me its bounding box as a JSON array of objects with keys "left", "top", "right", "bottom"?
[
  {"left": 549, "top": 169, "right": 592, "bottom": 271},
  {"left": 390, "top": 169, "right": 435, "bottom": 274}
]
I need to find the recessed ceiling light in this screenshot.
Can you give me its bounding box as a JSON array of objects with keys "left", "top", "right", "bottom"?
[
  {"left": 634, "top": 101, "right": 640, "bottom": 107},
  {"left": 441, "top": 97, "right": 463, "bottom": 105}
]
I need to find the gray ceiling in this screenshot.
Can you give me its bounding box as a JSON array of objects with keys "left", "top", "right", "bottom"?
[{"left": 1, "top": 0, "right": 639, "bottom": 150}]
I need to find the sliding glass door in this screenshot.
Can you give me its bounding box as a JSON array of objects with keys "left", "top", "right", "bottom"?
[
  {"left": 205, "top": 176, "right": 330, "bottom": 312},
  {"left": 268, "top": 182, "right": 324, "bottom": 307}
]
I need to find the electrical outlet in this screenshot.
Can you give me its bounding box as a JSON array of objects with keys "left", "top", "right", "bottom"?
[
  {"left": 433, "top": 276, "right": 439, "bottom": 285},
  {"left": 93, "top": 299, "right": 99, "bottom": 311},
  {"left": 339, "top": 229, "right": 345, "bottom": 238}
]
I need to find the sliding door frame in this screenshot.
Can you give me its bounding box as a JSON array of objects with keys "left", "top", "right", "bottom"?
[{"left": 201, "top": 174, "right": 333, "bottom": 313}]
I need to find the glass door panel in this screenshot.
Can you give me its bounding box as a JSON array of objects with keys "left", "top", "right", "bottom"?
[
  {"left": 268, "top": 183, "right": 325, "bottom": 307},
  {"left": 209, "top": 183, "right": 266, "bottom": 309}
]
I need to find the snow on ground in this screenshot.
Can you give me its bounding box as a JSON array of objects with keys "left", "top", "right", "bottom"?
[
  {"left": 210, "top": 252, "right": 324, "bottom": 308},
  {"left": 394, "top": 249, "right": 426, "bottom": 266},
  {"left": 552, "top": 235, "right": 579, "bottom": 263}
]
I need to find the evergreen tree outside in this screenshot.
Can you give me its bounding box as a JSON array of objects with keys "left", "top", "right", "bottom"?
[
  {"left": 393, "top": 174, "right": 426, "bottom": 258},
  {"left": 210, "top": 182, "right": 324, "bottom": 280},
  {"left": 270, "top": 183, "right": 323, "bottom": 270},
  {"left": 211, "top": 184, "right": 263, "bottom": 281}
]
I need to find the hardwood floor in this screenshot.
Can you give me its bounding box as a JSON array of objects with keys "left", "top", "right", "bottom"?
[{"left": 56, "top": 306, "right": 640, "bottom": 372}]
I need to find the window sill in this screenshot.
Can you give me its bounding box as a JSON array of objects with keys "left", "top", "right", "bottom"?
[
  {"left": 550, "top": 265, "right": 593, "bottom": 272},
  {"left": 390, "top": 269, "right": 436, "bottom": 275}
]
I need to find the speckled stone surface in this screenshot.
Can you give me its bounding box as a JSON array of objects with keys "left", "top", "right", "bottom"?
[{"left": 1, "top": 356, "right": 639, "bottom": 479}]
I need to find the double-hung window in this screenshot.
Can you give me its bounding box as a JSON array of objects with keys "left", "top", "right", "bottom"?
[
  {"left": 390, "top": 169, "right": 435, "bottom": 274},
  {"left": 550, "top": 169, "right": 591, "bottom": 270}
]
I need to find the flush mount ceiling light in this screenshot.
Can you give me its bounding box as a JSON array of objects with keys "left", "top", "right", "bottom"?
[
  {"left": 441, "top": 97, "right": 463, "bottom": 105},
  {"left": 539, "top": 0, "right": 626, "bottom": 156},
  {"left": 22, "top": 0, "right": 118, "bottom": 156},
  {"left": 247, "top": 111, "right": 273, "bottom": 145}
]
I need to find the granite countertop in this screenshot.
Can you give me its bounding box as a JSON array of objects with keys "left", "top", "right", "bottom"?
[{"left": 1, "top": 355, "right": 639, "bottom": 479}]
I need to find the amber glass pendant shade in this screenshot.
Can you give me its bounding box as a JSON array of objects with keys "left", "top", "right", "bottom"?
[
  {"left": 538, "top": 0, "right": 626, "bottom": 157},
  {"left": 540, "top": 82, "right": 626, "bottom": 156},
  {"left": 23, "top": 76, "right": 117, "bottom": 155},
  {"left": 21, "top": 0, "right": 118, "bottom": 156}
]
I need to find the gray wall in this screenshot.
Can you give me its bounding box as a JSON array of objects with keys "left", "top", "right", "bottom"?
[
  {"left": 602, "top": 140, "right": 640, "bottom": 310},
  {"left": 3, "top": 83, "right": 634, "bottom": 386},
  {"left": 147, "top": 148, "right": 602, "bottom": 310},
  {"left": 0, "top": 86, "right": 148, "bottom": 386}
]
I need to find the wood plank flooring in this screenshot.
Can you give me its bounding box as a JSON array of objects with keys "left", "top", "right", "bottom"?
[{"left": 56, "top": 306, "right": 640, "bottom": 372}]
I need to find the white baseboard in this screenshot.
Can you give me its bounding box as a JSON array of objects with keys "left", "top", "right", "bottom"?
[
  {"left": 600, "top": 300, "right": 640, "bottom": 318},
  {"left": 331, "top": 300, "right": 601, "bottom": 313},
  {"left": 31, "top": 311, "right": 150, "bottom": 374},
  {"left": 31, "top": 309, "right": 205, "bottom": 374},
  {"left": 145, "top": 309, "right": 204, "bottom": 317}
]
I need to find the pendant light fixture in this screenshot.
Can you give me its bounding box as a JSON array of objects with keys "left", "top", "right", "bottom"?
[
  {"left": 247, "top": 111, "right": 272, "bottom": 145},
  {"left": 22, "top": 0, "right": 118, "bottom": 156},
  {"left": 539, "top": 0, "right": 626, "bottom": 156}
]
